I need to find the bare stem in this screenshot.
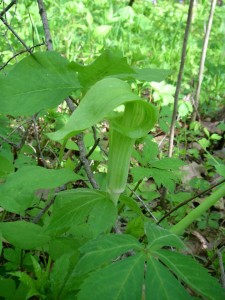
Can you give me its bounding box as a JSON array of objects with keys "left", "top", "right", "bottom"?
[
  {"left": 36, "top": 0, "right": 53, "bottom": 50},
  {"left": 168, "top": 0, "right": 195, "bottom": 157},
  {"left": 0, "top": 0, "right": 17, "bottom": 18},
  {"left": 191, "top": 0, "right": 217, "bottom": 122}
]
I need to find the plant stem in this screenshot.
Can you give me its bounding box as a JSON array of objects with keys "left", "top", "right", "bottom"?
[
  {"left": 170, "top": 183, "right": 225, "bottom": 235},
  {"left": 168, "top": 0, "right": 194, "bottom": 157}
]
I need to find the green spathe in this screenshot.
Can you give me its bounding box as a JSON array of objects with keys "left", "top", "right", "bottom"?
[{"left": 47, "top": 77, "right": 156, "bottom": 141}]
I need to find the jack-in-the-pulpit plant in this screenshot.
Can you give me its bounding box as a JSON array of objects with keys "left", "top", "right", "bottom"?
[
  {"left": 0, "top": 51, "right": 224, "bottom": 299},
  {"left": 48, "top": 77, "right": 157, "bottom": 205}
]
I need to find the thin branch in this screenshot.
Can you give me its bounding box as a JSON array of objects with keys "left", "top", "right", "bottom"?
[
  {"left": 0, "top": 123, "right": 31, "bottom": 151},
  {"left": 76, "top": 133, "right": 99, "bottom": 189},
  {"left": 32, "top": 197, "right": 55, "bottom": 224},
  {"left": 0, "top": 0, "right": 17, "bottom": 18},
  {"left": 128, "top": 186, "right": 158, "bottom": 222},
  {"left": 168, "top": 0, "right": 195, "bottom": 157},
  {"left": 129, "top": 179, "right": 142, "bottom": 197},
  {"left": 92, "top": 126, "right": 108, "bottom": 156},
  {"left": 157, "top": 178, "right": 225, "bottom": 224},
  {"left": 160, "top": 1, "right": 195, "bottom": 208},
  {"left": 0, "top": 42, "right": 45, "bottom": 71},
  {"left": 0, "top": 16, "right": 32, "bottom": 54},
  {"left": 0, "top": 134, "right": 17, "bottom": 148},
  {"left": 36, "top": 0, "right": 53, "bottom": 50},
  {"left": 217, "top": 247, "right": 225, "bottom": 288},
  {"left": 74, "top": 137, "right": 100, "bottom": 172},
  {"left": 32, "top": 115, "right": 47, "bottom": 167},
  {"left": 191, "top": 0, "right": 217, "bottom": 122},
  {"left": 66, "top": 97, "right": 76, "bottom": 112}
]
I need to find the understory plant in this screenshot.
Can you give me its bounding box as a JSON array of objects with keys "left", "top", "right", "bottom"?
[{"left": 0, "top": 50, "right": 224, "bottom": 299}]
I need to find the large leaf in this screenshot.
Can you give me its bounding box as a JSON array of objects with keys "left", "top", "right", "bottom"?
[
  {"left": 70, "top": 49, "right": 135, "bottom": 90},
  {"left": 45, "top": 189, "right": 117, "bottom": 235},
  {"left": 0, "top": 52, "right": 80, "bottom": 116},
  {"left": 145, "top": 223, "right": 185, "bottom": 250},
  {"left": 48, "top": 78, "right": 157, "bottom": 141},
  {"left": 156, "top": 250, "right": 225, "bottom": 300},
  {"left": 75, "top": 234, "right": 142, "bottom": 275},
  {"left": 0, "top": 166, "right": 79, "bottom": 214},
  {"left": 78, "top": 253, "right": 145, "bottom": 300},
  {"left": 146, "top": 256, "right": 192, "bottom": 300},
  {"left": 0, "top": 221, "right": 50, "bottom": 249}
]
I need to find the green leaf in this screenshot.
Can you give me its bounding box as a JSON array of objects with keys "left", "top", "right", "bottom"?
[
  {"left": 215, "top": 164, "right": 225, "bottom": 178},
  {"left": 78, "top": 253, "right": 145, "bottom": 300},
  {"left": 178, "top": 102, "right": 192, "bottom": 117},
  {"left": 132, "top": 68, "right": 170, "bottom": 82},
  {"left": 94, "top": 25, "right": 112, "bottom": 37},
  {"left": 141, "top": 136, "right": 159, "bottom": 165},
  {"left": 149, "top": 168, "right": 177, "bottom": 192},
  {"left": 217, "top": 122, "right": 225, "bottom": 131},
  {"left": 150, "top": 157, "right": 185, "bottom": 170},
  {"left": 126, "top": 217, "right": 145, "bottom": 238},
  {"left": 45, "top": 189, "right": 117, "bottom": 235},
  {"left": 198, "top": 138, "right": 210, "bottom": 149},
  {"left": 0, "top": 166, "right": 79, "bottom": 214},
  {"left": 31, "top": 256, "right": 46, "bottom": 285},
  {"left": 156, "top": 250, "right": 225, "bottom": 300},
  {"left": 119, "top": 194, "right": 144, "bottom": 216},
  {"left": 50, "top": 252, "right": 79, "bottom": 299},
  {"left": 10, "top": 271, "right": 42, "bottom": 299},
  {"left": 49, "top": 237, "right": 81, "bottom": 260},
  {"left": 210, "top": 133, "right": 222, "bottom": 140},
  {"left": 0, "top": 155, "right": 15, "bottom": 179},
  {"left": 47, "top": 78, "right": 157, "bottom": 141},
  {"left": 145, "top": 223, "right": 185, "bottom": 250},
  {"left": 146, "top": 256, "right": 192, "bottom": 300},
  {"left": 75, "top": 234, "right": 142, "bottom": 275},
  {"left": 151, "top": 81, "right": 175, "bottom": 95},
  {"left": 131, "top": 167, "right": 178, "bottom": 192},
  {"left": 115, "top": 68, "right": 170, "bottom": 82},
  {"left": 131, "top": 166, "right": 150, "bottom": 182},
  {"left": 0, "top": 52, "right": 80, "bottom": 116},
  {"left": 69, "top": 49, "right": 135, "bottom": 90},
  {"left": 0, "top": 278, "right": 16, "bottom": 300},
  {"left": 0, "top": 221, "right": 50, "bottom": 249}
]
